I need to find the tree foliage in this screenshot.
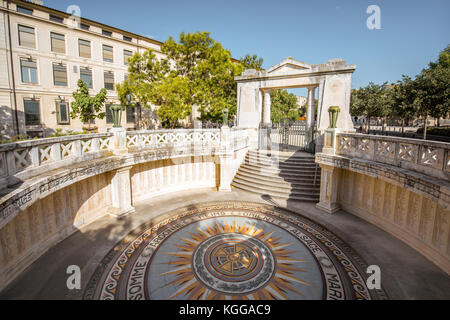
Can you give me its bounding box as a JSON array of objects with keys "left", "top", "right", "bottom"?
[
  {"left": 270, "top": 90, "right": 300, "bottom": 124},
  {"left": 350, "top": 45, "right": 449, "bottom": 136},
  {"left": 71, "top": 79, "right": 107, "bottom": 129},
  {"left": 240, "top": 54, "right": 264, "bottom": 70},
  {"left": 117, "top": 31, "right": 244, "bottom": 127}
]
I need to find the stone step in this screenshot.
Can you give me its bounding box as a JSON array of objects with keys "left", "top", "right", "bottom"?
[
  {"left": 235, "top": 169, "right": 321, "bottom": 185},
  {"left": 234, "top": 172, "right": 320, "bottom": 191},
  {"left": 249, "top": 149, "right": 315, "bottom": 157},
  {"left": 232, "top": 178, "right": 320, "bottom": 197},
  {"left": 242, "top": 159, "right": 318, "bottom": 172},
  {"left": 237, "top": 169, "right": 320, "bottom": 185},
  {"left": 231, "top": 180, "right": 319, "bottom": 202},
  {"left": 244, "top": 156, "right": 317, "bottom": 168},
  {"left": 238, "top": 164, "right": 319, "bottom": 178},
  {"left": 247, "top": 151, "right": 315, "bottom": 162},
  {"left": 246, "top": 155, "right": 316, "bottom": 165}
]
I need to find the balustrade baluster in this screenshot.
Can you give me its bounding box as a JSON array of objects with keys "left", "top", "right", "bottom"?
[{"left": 51, "top": 143, "right": 62, "bottom": 162}]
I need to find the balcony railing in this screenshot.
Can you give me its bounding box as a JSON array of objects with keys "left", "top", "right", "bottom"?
[{"left": 336, "top": 133, "right": 450, "bottom": 180}]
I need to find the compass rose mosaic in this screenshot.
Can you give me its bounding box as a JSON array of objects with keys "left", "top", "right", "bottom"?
[{"left": 84, "top": 202, "right": 387, "bottom": 300}]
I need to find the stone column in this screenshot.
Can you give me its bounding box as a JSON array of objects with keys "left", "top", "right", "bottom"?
[
  {"left": 219, "top": 125, "right": 232, "bottom": 192},
  {"left": 306, "top": 86, "right": 316, "bottom": 145},
  {"left": 263, "top": 90, "right": 271, "bottom": 125},
  {"left": 316, "top": 164, "right": 341, "bottom": 214},
  {"left": 218, "top": 153, "right": 233, "bottom": 192},
  {"left": 109, "top": 166, "right": 135, "bottom": 218}
]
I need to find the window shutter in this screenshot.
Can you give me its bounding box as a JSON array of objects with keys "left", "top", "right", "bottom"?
[
  {"left": 124, "top": 50, "right": 132, "bottom": 65},
  {"left": 79, "top": 39, "right": 91, "bottom": 58},
  {"left": 104, "top": 71, "right": 114, "bottom": 90},
  {"left": 19, "top": 25, "right": 35, "bottom": 48},
  {"left": 51, "top": 33, "right": 65, "bottom": 53},
  {"left": 103, "top": 45, "right": 113, "bottom": 62},
  {"left": 53, "top": 64, "right": 67, "bottom": 86}
]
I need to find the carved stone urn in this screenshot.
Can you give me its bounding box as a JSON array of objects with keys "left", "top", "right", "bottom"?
[{"left": 328, "top": 106, "right": 341, "bottom": 128}]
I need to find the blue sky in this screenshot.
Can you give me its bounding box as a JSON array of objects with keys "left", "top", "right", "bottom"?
[{"left": 46, "top": 0, "right": 449, "bottom": 89}]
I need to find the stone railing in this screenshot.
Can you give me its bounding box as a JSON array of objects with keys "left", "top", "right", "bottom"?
[
  {"left": 0, "top": 128, "right": 251, "bottom": 190},
  {"left": 336, "top": 133, "right": 450, "bottom": 181},
  {"left": 316, "top": 132, "right": 450, "bottom": 274},
  {"left": 0, "top": 133, "right": 113, "bottom": 188},
  {"left": 126, "top": 129, "right": 221, "bottom": 149}
]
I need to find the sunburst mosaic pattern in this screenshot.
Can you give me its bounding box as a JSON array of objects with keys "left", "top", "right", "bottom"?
[{"left": 84, "top": 202, "right": 386, "bottom": 300}]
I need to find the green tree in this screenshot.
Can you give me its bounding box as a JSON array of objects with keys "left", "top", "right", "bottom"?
[
  {"left": 71, "top": 79, "right": 107, "bottom": 130},
  {"left": 391, "top": 76, "right": 418, "bottom": 133},
  {"left": 117, "top": 32, "right": 243, "bottom": 127},
  {"left": 154, "top": 76, "right": 191, "bottom": 128},
  {"left": 350, "top": 82, "right": 389, "bottom": 132},
  {"left": 270, "top": 89, "right": 300, "bottom": 124},
  {"left": 240, "top": 54, "right": 264, "bottom": 70},
  {"left": 413, "top": 46, "right": 450, "bottom": 138}
]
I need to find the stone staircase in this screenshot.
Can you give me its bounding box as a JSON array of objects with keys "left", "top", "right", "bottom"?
[{"left": 231, "top": 150, "right": 321, "bottom": 202}]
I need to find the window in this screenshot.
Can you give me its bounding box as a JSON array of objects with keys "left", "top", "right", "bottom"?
[
  {"left": 123, "top": 35, "right": 132, "bottom": 42},
  {"left": 53, "top": 63, "right": 67, "bottom": 86},
  {"left": 20, "top": 59, "right": 37, "bottom": 84},
  {"left": 50, "top": 32, "right": 65, "bottom": 54},
  {"left": 102, "top": 45, "right": 113, "bottom": 62},
  {"left": 18, "top": 25, "right": 35, "bottom": 48},
  {"left": 56, "top": 101, "right": 70, "bottom": 124},
  {"left": 80, "top": 67, "right": 93, "bottom": 88},
  {"left": 17, "top": 6, "right": 33, "bottom": 15},
  {"left": 105, "top": 104, "right": 113, "bottom": 124},
  {"left": 104, "top": 71, "right": 114, "bottom": 90},
  {"left": 24, "top": 100, "right": 40, "bottom": 125},
  {"left": 49, "top": 15, "right": 63, "bottom": 23},
  {"left": 124, "top": 73, "right": 129, "bottom": 81},
  {"left": 78, "top": 39, "right": 91, "bottom": 58},
  {"left": 124, "top": 50, "right": 132, "bottom": 65},
  {"left": 126, "top": 106, "right": 135, "bottom": 123},
  {"left": 80, "top": 23, "right": 90, "bottom": 31},
  {"left": 102, "top": 29, "right": 112, "bottom": 37}
]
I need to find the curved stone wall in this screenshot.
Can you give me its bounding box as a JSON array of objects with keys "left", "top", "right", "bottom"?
[
  {"left": 338, "top": 169, "right": 449, "bottom": 274},
  {"left": 130, "top": 156, "right": 218, "bottom": 202},
  {"left": 315, "top": 133, "right": 450, "bottom": 275},
  {"left": 0, "top": 152, "right": 228, "bottom": 291},
  {"left": 0, "top": 172, "right": 112, "bottom": 290},
  {"left": 0, "top": 127, "right": 252, "bottom": 291}
]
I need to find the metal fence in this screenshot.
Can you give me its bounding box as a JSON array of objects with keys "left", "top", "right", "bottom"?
[{"left": 259, "top": 120, "right": 312, "bottom": 152}]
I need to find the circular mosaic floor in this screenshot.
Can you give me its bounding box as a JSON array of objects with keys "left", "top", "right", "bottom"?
[{"left": 84, "top": 202, "right": 387, "bottom": 300}]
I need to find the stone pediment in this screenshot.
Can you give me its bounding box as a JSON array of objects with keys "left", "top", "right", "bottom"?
[{"left": 266, "top": 58, "right": 312, "bottom": 75}]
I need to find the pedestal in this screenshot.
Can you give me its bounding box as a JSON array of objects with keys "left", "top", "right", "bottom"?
[
  {"left": 219, "top": 126, "right": 233, "bottom": 192},
  {"left": 109, "top": 166, "right": 135, "bottom": 218},
  {"left": 110, "top": 127, "right": 128, "bottom": 155},
  {"left": 316, "top": 164, "right": 341, "bottom": 214},
  {"left": 322, "top": 128, "right": 340, "bottom": 155}
]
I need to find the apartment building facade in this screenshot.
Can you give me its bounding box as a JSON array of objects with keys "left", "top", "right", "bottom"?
[{"left": 0, "top": 0, "right": 165, "bottom": 138}]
